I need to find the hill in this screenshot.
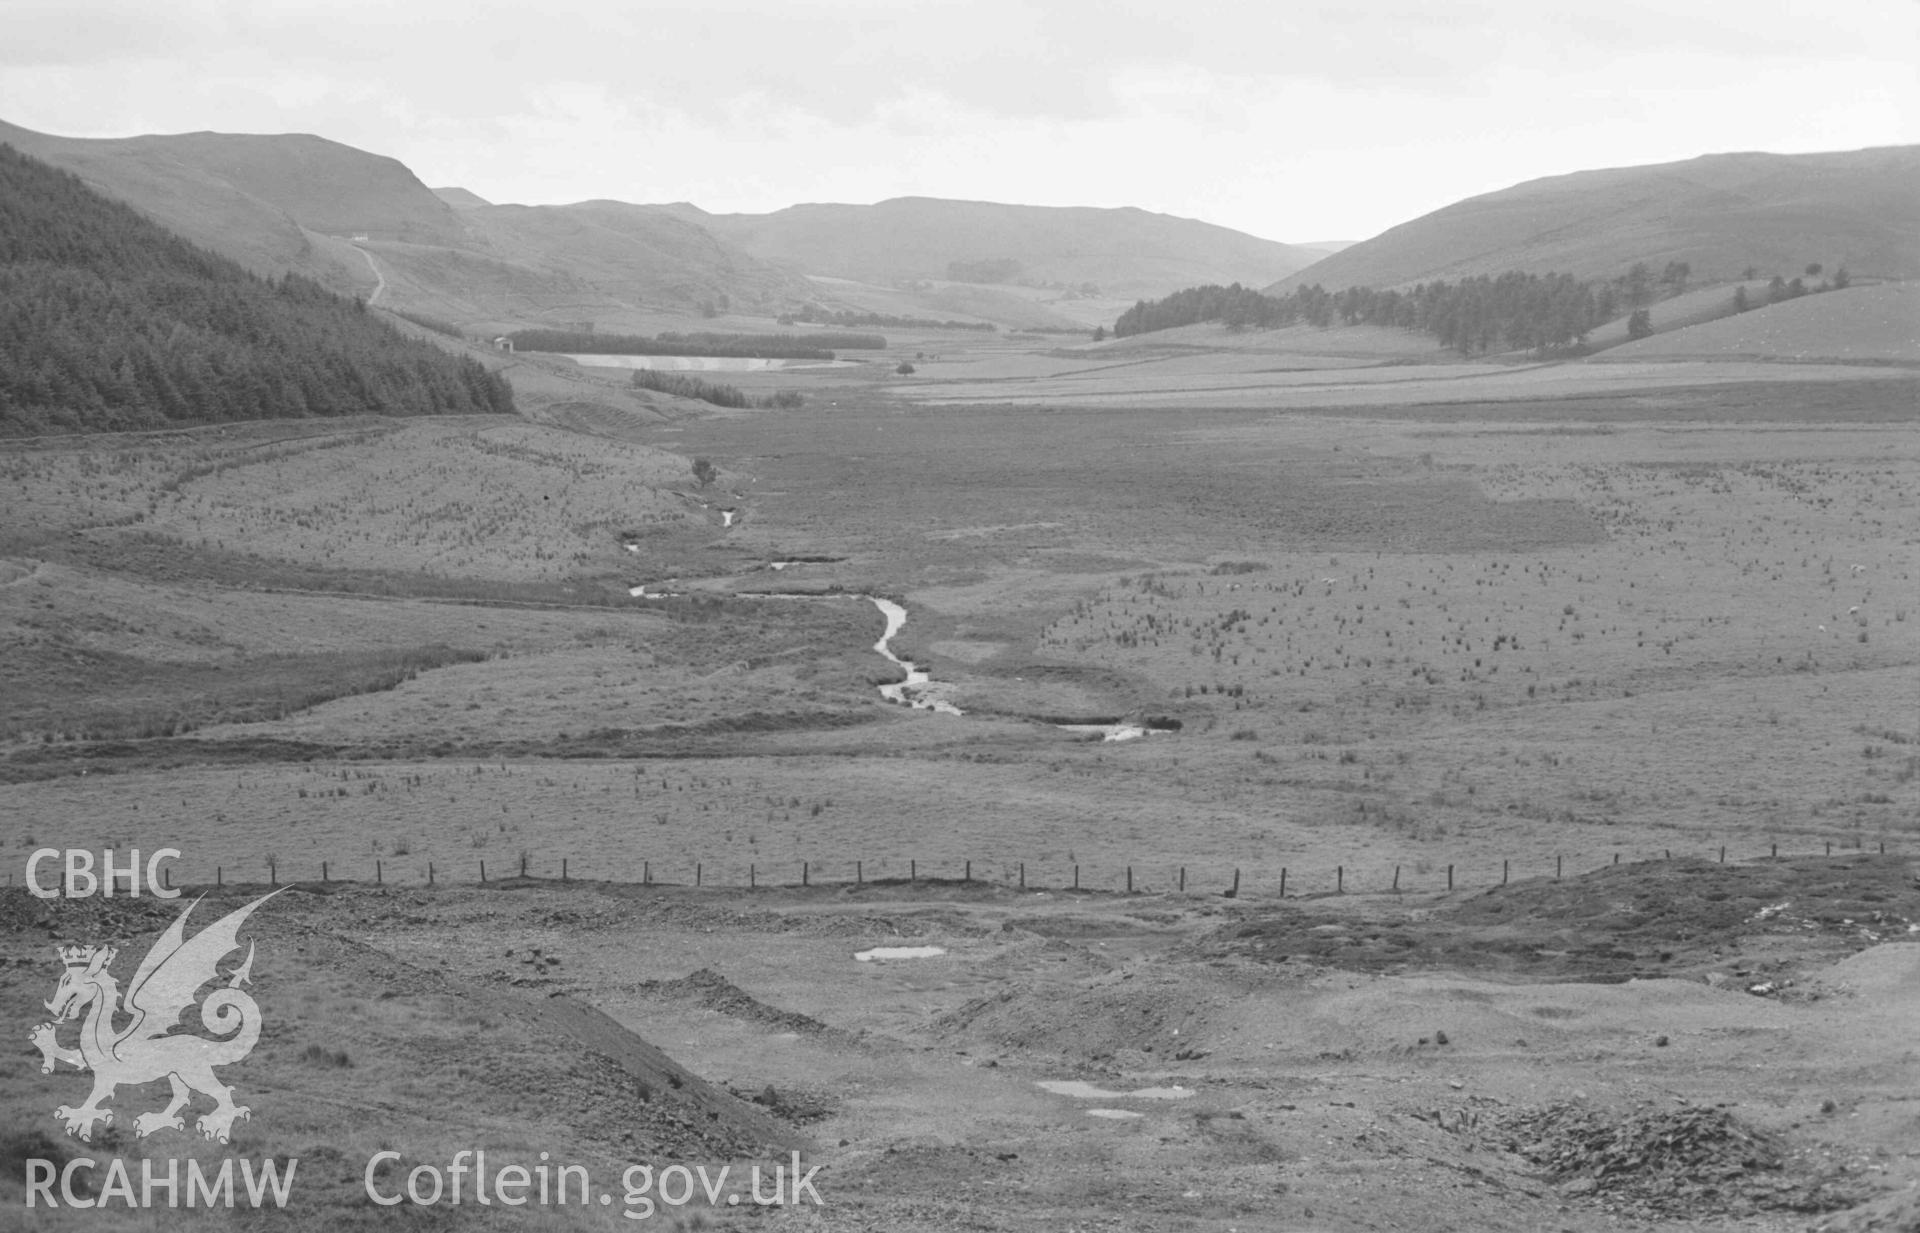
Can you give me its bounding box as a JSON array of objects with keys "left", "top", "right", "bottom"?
[
  {"left": 0, "top": 142, "right": 513, "bottom": 434},
  {"left": 675, "top": 197, "right": 1322, "bottom": 300},
  {"left": 1599, "top": 281, "right": 1920, "bottom": 364},
  {"left": 433, "top": 185, "right": 492, "bottom": 210},
  {"left": 1271, "top": 146, "right": 1920, "bottom": 292},
  {"left": 0, "top": 119, "right": 375, "bottom": 294},
  {"left": 0, "top": 121, "right": 815, "bottom": 321},
  {"left": 460, "top": 199, "right": 816, "bottom": 308}
]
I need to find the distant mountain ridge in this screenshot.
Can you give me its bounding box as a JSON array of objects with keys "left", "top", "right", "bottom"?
[
  {"left": 667, "top": 197, "right": 1321, "bottom": 300},
  {"left": 1269, "top": 146, "right": 1920, "bottom": 293},
  {"left": 0, "top": 121, "right": 814, "bottom": 319}
]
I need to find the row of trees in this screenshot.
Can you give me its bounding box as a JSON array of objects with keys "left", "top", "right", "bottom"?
[
  {"left": 628, "top": 370, "right": 804, "bottom": 409},
  {"left": 1112, "top": 272, "right": 1622, "bottom": 354},
  {"left": 779, "top": 305, "right": 997, "bottom": 332},
  {"left": 509, "top": 329, "right": 838, "bottom": 360},
  {"left": 0, "top": 144, "right": 513, "bottom": 435}
]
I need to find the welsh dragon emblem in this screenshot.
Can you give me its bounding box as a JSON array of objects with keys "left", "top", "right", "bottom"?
[{"left": 31, "top": 891, "right": 279, "bottom": 1144}]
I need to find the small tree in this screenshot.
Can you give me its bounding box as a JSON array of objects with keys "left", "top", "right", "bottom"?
[
  {"left": 1805, "top": 262, "right": 1823, "bottom": 278},
  {"left": 1832, "top": 267, "right": 1851, "bottom": 289},
  {"left": 1092, "top": 325, "right": 1107, "bottom": 342},
  {"left": 894, "top": 362, "right": 916, "bottom": 375},
  {"left": 1623, "top": 262, "right": 1653, "bottom": 306},
  {"left": 1732, "top": 286, "right": 1750, "bottom": 313},
  {"left": 691, "top": 457, "right": 717, "bottom": 488},
  {"left": 1626, "top": 308, "right": 1653, "bottom": 340}
]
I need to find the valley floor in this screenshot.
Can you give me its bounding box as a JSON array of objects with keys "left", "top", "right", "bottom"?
[{"left": 1, "top": 324, "right": 1914, "bottom": 1230}]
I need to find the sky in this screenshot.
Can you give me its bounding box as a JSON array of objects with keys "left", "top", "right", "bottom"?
[{"left": 3, "top": 0, "right": 1915, "bottom": 244}]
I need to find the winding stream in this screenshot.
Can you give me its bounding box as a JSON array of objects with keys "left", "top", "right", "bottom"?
[
  {"left": 870, "top": 598, "right": 963, "bottom": 715},
  {"left": 635, "top": 581, "right": 1166, "bottom": 739}
]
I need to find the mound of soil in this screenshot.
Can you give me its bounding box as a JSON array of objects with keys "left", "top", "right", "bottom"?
[
  {"left": 636, "top": 967, "right": 838, "bottom": 1037},
  {"left": 1498, "top": 1102, "right": 1873, "bottom": 1219}
]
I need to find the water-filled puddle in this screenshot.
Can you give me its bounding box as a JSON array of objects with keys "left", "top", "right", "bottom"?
[
  {"left": 1087, "top": 1109, "right": 1144, "bottom": 1120},
  {"left": 1036, "top": 1080, "right": 1193, "bottom": 1100},
  {"left": 854, "top": 946, "right": 947, "bottom": 962},
  {"left": 1058, "top": 723, "right": 1149, "bottom": 742}
]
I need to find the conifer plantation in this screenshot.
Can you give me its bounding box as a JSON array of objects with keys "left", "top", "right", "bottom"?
[{"left": 0, "top": 143, "right": 513, "bottom": 435}]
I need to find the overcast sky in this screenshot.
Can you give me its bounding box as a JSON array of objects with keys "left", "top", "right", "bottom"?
[{"left": 4, "top": 1, "right": 1914, "bottom": 243}]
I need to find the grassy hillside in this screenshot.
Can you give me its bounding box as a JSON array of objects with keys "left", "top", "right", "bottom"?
[
  {"left": 0, "top": 119, "right": 372, "bottom": 295},
  {"left": 459, "top": 199, "right": 816, "bottom": 310},
  {"left": 1600, "top": 280, "right": 1920, "bottom": 364},
  {"left": 0, "top": 121, "right": 817, "bottom": 322},
  {"left": 676, "top": 196, "right": 1321, "bottom": 299},
  {"left": 432, "top": 185, "right": 492, "bottom": 210},
  {"left": 1272, "top": 146, "right": 1920, "bottom": 292},
  {"left": 0, "top": 143, "right": 513, "bottom": 434}
]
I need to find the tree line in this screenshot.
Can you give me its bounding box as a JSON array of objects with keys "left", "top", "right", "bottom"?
[
  {"left": 629, "top": 370, "right": 805, "bottom": 409},
  {"left": 779, "top": 306, "right": 997, "bottom": 332},
  {"left": 1113, "top": 273, "right": 1618, "bottom": 354},
  {"left": 0, "top": 143, "right": 514, "bottom": 435},
  {"left": 1112, "top": 256, "right": 1858, "bottom": 355},
  {"left": 508, "top": 329, "right": 847, "bottom": 360}
]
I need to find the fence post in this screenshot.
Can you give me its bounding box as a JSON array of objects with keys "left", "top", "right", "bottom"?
[
  {"left": 322, "top": 861, "right": 328, "bottom": 882},
  {"left": 910, "top": 860, "right": 916, "bottom": 883},
  {"left": 1127, "top": 866, "right": 1133, "bottom": 893},
  {"left": 1073, "top": 865, "right": 1080, "bottom": 890},
  {"left": 803, "top": 861, "right": 809, "bottom": 887},
  {"left": 164, "top": 866, "right": 172, "bottom": 891},
  {"left": 1555, "top": 855, "right": 1561, "bottom": 879},
  {"left": 1613, "top": 852, "right": 1619, "bottom": 865},
  {"left": 1018, "top": 862, "right": 1024, "bottom": 889},
  {"left": 642, "top": 860, "right": 648, "bottom": 885},
  {"left": 1825, "top": 840, "right": 1832, "bottom": 855},
  {"left": 269, "top": 863, "right": 276, "bottom": 887},
  {"left": 1664, "top": 849, "right": 1670, "bottom": 861},
  {"left": 750, "top": 863, "right": 756, "bottom": 888},
  {"left": 480, "top": 861, "right": 486, "bottom": 883},
  {"left": 1719, "top": 846, "right": 1725, "bottom": 863},
  {"left": 696, "top": 862, "right": 702, "bottom": 887},
  {"left": 429, "top": 862, "right": 434, "bottom": 886},
  {"left": 1502, "top": 859, "right": 1508, "bottom": 885},
  {"left": 1771, "top": 842, "right": 1777, "bottom": 860},
  {"left": 1337, "top": 865, "right": 1343, "bottom": 894},
  {"left": 1393, "top": 865, "right": 1400, "bottom": 892},
  {"left": 965, "top": 860, "right": 971, "bottom": 883},
  {"left": 1447, "top": 864, "right": 1453, "bottom": 890},
  {"left": 563, "top": 858, "right": 568, "bottom": 881},
  {"left": 376, "top": 860, "right": 382, "bottom": 885},
  {"left": 1179, "top": 866, "right": 1186, "bottom": 892},
  {"left": 1228, "top": 868, "right": 1240, "bottom": 898},
  {"left": 857, "top": 860, "right": 863, "bottom": 885},
  {"left": 217, "top": 866, "right": 222, "bottom": 887},
  {"left": 1279, "top": 867, "right": 1287, "bottom": 898},
  {"left": 520, "top": 854, "right": 527, "bottom": 878}
]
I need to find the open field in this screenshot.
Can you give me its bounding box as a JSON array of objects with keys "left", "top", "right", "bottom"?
[{"left": 3, "top": 321, "right": 1916, "bottom": 1229}]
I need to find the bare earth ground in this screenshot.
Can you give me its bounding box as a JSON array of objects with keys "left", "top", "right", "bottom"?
[{"left": 1, "top": 308, "right": 1916, "bottom": 1229}]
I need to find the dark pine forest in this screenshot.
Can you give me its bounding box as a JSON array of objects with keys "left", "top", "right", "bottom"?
[
  {"left": 1114, "top": 273, "right": 1631, "bottom": 354},
  {"left": 0, "top": 142, "right": 513, "bottom": 435}
]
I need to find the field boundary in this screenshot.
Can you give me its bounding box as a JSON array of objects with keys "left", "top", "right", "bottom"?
[{"left": 36, "top": 841, "right": 1903, "bottom": 901}]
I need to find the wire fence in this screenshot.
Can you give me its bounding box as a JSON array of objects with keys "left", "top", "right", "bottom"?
[{"left": 20, "top": 838, "right": 1896, "bottom": 899}]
